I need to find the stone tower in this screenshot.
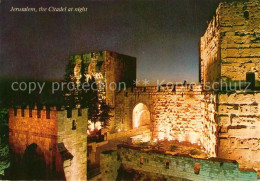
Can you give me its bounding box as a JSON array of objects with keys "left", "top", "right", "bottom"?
[
  {"left": 200, "top": 0, "right": 260, "bottom": 90},
  {"left": 67, "top": 50, "right": 136, "bottom": 107},
  {"left": 200, "top": 0, "right": 260, "bottom": 170}
]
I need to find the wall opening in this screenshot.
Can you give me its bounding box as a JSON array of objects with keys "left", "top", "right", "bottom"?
[
  {"left": 67, "top": 109, "right": 72, "bottom": 118},
  {"left": 140, "top": 156, "right": 144, "bottom": 165},
  {"left": 72, "top": 120, "right": 76, "bottom": 130},
  {"left": 37, "top": 110, "right": 41, "bottom": 118},
  {"left": 78, "top": 109, "right": 82, "bottom": 116},
  {"left": 46, "top": 109, "right": 50, "bottom": 119},
  {"left": 165, "top": 160, "right": 170, "bottom": 169},
  {"left": 246, "top": 72, "right": 255, "bottom": 90},
  {"left": 21, "top": 109, "right": 24, "bottom": 117},
  {"left": 29, "top": 109, "right": 32, "bottom": 117},
  {"left": 132, "top": 103, "right": 150, "bottom": 129},
  {"left": 194, "top": 163, "right": 200, "bottom": 174},
  {"left": 244, "top": 10, "right": 249, "bottom": 19}
]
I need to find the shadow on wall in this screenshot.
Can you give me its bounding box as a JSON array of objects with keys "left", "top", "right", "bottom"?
[
  {"left": 5, "top": 143, "right": 48, "bottom": 180},
  {"left": 22, "top": 143, "right": 47, "bottom": 180}
]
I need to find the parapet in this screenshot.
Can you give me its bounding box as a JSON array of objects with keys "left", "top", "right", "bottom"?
[
  {"left": 117, "top": 84, "right": 203, "bottom": 95},
  {"left": 9, "top": 105, "right": 87, "bottom": 120}
]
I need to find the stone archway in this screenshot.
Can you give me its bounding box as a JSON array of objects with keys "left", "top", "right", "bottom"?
[{"left": 132, "top": 103, "right": 150, "bottom": 129}]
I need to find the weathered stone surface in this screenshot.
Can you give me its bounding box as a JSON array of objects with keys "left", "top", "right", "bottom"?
[
  {"left": 100, "top": 150, "right": 120, "bottom": 180},
  {"left": 218, "top": 92, "right": 260, "bottom": 170},
  {"left": 200, "top": 0, "right": 260, "bottom": 88},
  {"left": 110, "top": 145, "right": 258, "bottom": 181}
]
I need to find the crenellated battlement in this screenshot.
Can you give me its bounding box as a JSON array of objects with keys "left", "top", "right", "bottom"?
[
  {"left": 9, "top": 105, "right": 86, "bottom": 120},
  {"left": 117, "top": 84, "right": 203, "bottom": 95}
]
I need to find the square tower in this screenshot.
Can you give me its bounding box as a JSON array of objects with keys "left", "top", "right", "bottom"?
[
  {"left": 67, "top": 50, "right": 136, "bottom": 107},
  {"left": 200, "top": 0, "right": 260, "bottom": 90}
]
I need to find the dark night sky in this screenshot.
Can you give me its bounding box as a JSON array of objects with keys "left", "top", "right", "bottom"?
[{"left": 0, "top": 0, "right": 224, "bottom": 84}]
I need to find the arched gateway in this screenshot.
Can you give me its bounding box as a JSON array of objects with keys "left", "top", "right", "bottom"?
[{"left": 132, "top": 103, "right": 150, "bottom": 129}]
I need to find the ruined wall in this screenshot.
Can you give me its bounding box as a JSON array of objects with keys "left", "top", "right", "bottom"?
[
  {"left": 114, "top": 85, "right": 218, "bottom": 156},
  {"left": 218, "top": 92, "right": 260, "bottom": 170},
  {"left": 57, "top": 108, "right": 88, "bottom": 181},
  {"left": 219, "top": 0, "right": 260, "bottom": 87},
  {"left": 115, "top": 145, "right": 258, "bottom": 181}
]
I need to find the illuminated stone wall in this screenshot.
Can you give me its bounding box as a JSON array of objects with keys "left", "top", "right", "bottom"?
[
  {"left": 219, "top": 0, "right": 260, "bottom": 87},
  {"left": 200, "top": 0, "right": 260, "bottom": 171},
  {"left": 57, "top": 108, "right": 88, "bottom": 181},
  {"left": 100, "top": 145, "right": 258, "bottom": 180},
  {"left": 200, "top": 92, "right": 218, "bottom": 157},
  {"left": 200, "top": 6, "right": 221, "bottom": 86},
  {"left": 218, "top": 92, "right": 260, "bottom": 170},
  {"left": 8, "top": 106, "right": 88, "bottom": 180},
  {"left": 200, "top": 0, "right": 260, "bottom": 88},
  {"left": 114, "top": 85, "right": 218, "bottom": 156},
  {"left": 9, "top": 106, "right": 58, "bottom": 179}
]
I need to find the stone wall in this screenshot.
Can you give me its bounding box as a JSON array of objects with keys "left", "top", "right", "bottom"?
[
  {"left": 218, "top": 92, "right": 260, "bottom": 170},
  {"left": 114, "top": 85, "right": 218, "bottom": 156},
  {"left": 115, "top": 145, "right": 258, "bottom": 181},
  {"left": 152, "top": 86, "right": 204, "bottom": 143},
  {"left": 200, "top": 92, "right": 218, "bottom": 157}
]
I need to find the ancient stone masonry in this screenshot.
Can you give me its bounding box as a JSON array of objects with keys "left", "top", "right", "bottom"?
[
  {"left": 200, "top": 0, "right": 260, "bottom": 88},
  {"left": 200, "top": 6, "right": 221, "bottom": 86},
  {"left": 200, "top": 92, "right": 218, "bottom": 157},
  {"left": 8, "top": 106, "right": 88, "bottom": 180},
  {"left": 100, "top": 150, "right": 121, "bottom": 181},
  {"left": 100, "top": 145, "right": 258, "bottom": 181},
  {"left": 219, "top": 0, "right": 260, "bottom": 87},
  {"left": 199, "top": 0, "right": 260, "bottom": 171},
  {"left": 218, "top": 92, "right": 260, "bottom": 170}
]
